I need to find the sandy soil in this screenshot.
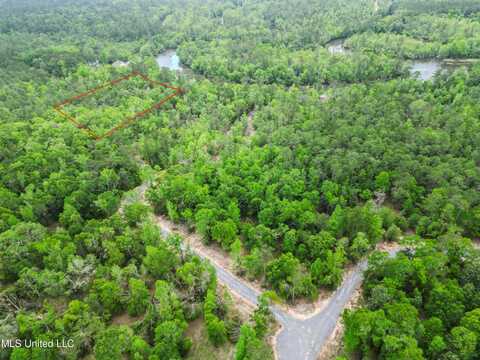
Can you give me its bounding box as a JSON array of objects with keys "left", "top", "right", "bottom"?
[
  {"left": 316, "top": 286, "right": 362, "bottom": 360},
  {"left": 246, "top": 111, "right": 255, "bottom": 137},
  {"left": 128, "top": 180, "right": 406, "bottom": 360},
  {"left": 155, "top": 214, "right": 403, "bottom": 320},
  {"left": 315, "top": 241, "right": 405, "bottom": 359},
  {"left": 111, "top": 312, "right": 144, "bottom": 326},
  {"left": 269, "top": 321, "right": 283, "bottom": 360},
  {"left": 376, "top": 241, "right": 404, "bottom": 253},
  {"left": 155, "top": 214, "right": 339, "bottom": 318},
  {"left": 155, "top": 216, "right": 262, "bottom": 292},
  {"left": 218, "top": 282, "right": 256, "bottom": 320},
  {"left": 185, "top": 318, "right": 235, "bottom": 360}
]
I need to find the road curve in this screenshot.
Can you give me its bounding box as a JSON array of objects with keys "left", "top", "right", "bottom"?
[
  {"left": 127, "top": 181, "right": 399, "bottom": 360},
  {"left": 159, "top": 220, "right": 293, "bottom": 327}
]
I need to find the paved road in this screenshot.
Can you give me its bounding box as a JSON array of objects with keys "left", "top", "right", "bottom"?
[
  {"left": 159, "top": 224, "right": 261, "bottom": 305},
  {"left": 275, "top": 248, "right": 400, "bottom": 360},
  {"left": 157, "top": 216, "right": 293, "bottom": 325},
  {"left": 128, "top": 182, "right": 399, "bottom": 360},
  {"left": 275, "top": 260, "right": 368, "bottom": 360},
  {"left": 159, "top": 216, "right": 400, "bottom": 360}
]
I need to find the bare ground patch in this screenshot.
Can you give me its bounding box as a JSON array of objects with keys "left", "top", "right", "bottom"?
[
  {"left": 185, "top": 318, "right": 235, "bottom": 360},
  {"left": 153, "top": 214, "right": 402, "bottom": 319},
  {"left": 316, "top": 286, "right": 362, "bottom": 360},
  {"left": 111, "top": 312, "right": 144, "bottom": 326}
]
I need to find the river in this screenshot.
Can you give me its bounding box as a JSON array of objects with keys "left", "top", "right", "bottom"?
[
  {"left": 325, "top": 38, "right": 477, "bottom": 81},
  {"left": 156, "top": 49, "right": 183, "bottom": 71},
  {"left": 409, "top": 59, "right": 478, "bottom": 80},
  {"left": 409, "top": 61, "right": 442, "bottom": 81},
  {"left": 326, "top": 39, "right": 350, "bottom": 55}
]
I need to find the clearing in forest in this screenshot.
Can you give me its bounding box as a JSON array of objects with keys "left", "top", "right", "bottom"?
[{"left": 53, "top": 71, "right": 183, "bottom": 140}]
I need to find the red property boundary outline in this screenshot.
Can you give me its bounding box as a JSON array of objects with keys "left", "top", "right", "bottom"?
[{"left": 53, "top": 71, "right": 184, "bottom": 140}]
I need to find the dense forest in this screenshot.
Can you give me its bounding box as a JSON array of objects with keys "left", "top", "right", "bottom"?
[
  {"left": 1, "top": 0, "right": 480, "bottom": 359},
  {"left": 342, "top": 238, "right": 480, "bottom": 359}
]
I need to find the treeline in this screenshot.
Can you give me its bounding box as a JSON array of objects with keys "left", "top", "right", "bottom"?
[
  {"left": 0, "top": 31, "right": 143, "bottom": 77},
  {"left": 345, "top": 5, "right": 480, "bottom": 59},
  {"left": 0, "top": 0, "right": 174, "bottom": 77},
  {"left": 346, "top": 30, "right": 480, "bottom": 59},
  {"left": 0, "top": 0, "right": 173, "bottom": 41},
  {"left": 392, "top": 0, "right": 480, "bottom": 15},
  {"left": 178, "top": 40, "right": 406, "bottom": 85},
  {"left": 3, "top": 0, "right": 397, "bottom": 85}
]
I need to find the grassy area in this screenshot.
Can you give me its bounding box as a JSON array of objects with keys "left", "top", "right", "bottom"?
[{"left": 185, "top": 318, "right": 235, "bottom": 360}]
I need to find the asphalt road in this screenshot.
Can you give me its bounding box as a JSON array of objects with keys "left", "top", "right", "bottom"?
[
  {"left": 275, "top": 260, "right": 369, "bottom": 360},
  {"left": 130, "top": 181, "right": 399, "bottom": 360},
  {"left": 159, "top": 217, "right": 400, "bottom": 360}
]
